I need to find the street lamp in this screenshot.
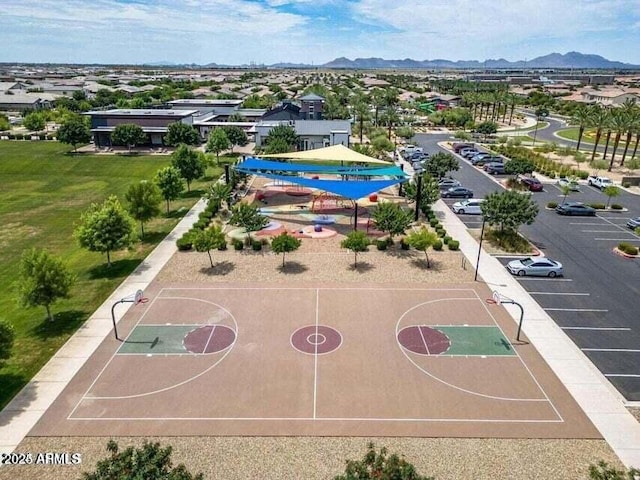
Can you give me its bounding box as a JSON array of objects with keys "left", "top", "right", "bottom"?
[
  {"left": 413, "top": 164, "right": 423, "bottom": 222},
  {"left": 531, "top": 111, "right": 548, "bottom": 147},
  {"left": 474, "top": 217, "right": 486, "bottom": 281}
]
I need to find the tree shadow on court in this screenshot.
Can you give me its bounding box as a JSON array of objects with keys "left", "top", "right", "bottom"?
[
  {"left": 31, "top": 310, "right": 88, "bottom": 340},
  {"left": 199, "top": 261, "right": 235, "bottom": 276},
  {"left": 277, "top": 261, "right": 308, "bottom": 275},
  {"left": 348, "top": 261, "right": 375, "bottom": 273},
  {"left": 88, "top": 259, "right": 146, "bottom": 280}
]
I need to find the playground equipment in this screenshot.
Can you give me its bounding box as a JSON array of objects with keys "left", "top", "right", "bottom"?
[{"left": 311, "top": 191, "right": 355, "bottom": 213}]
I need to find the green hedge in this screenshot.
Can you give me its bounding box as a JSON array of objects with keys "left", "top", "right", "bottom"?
[
  {"left": 448, "top": 240, "right": 460, "bottom": 250},
  {"left": 618, "top": 242, "right": 639, "bottom": 256}
]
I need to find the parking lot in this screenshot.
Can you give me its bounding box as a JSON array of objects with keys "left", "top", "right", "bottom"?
[{"left": 414, "top": 135, "right": 640, "bottom": 402}]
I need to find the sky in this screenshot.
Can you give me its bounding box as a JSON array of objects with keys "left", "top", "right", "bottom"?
[{"left": 1, "top": 0, "right": 640, "bottom": 65}]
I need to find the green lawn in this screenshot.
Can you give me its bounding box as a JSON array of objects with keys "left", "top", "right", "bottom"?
[
  {"left": 0, "top": 141, "right": 221, "bottom": 409},
  {"left": 556, "top": 127, "right": 632, "bottom": 147}
]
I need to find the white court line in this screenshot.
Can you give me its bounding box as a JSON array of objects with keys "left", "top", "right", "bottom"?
[
  {"left": 562, "top": 327, "right": 630, "bottom": 331},
  {"left": 68, "top": 415, "right": 563, "bottom": 423},
  {"left": 545, "top": 308, "right": 608, "bottom": 312},
  {"left": 605, "top": 374, "right": 640, "bottom": 378},
  {"left": 313, "top": 289, "right": 319, "bottom": 420},
  {"left": 417, "top": 325, "right": 431, "bottom": 355},
  {"left": 582, "top": 348, "right": 640, "bottom": 353},
  {"left": 529, "top": 292, "right": 589, "bottom": 296},
  {"left": 201, "top": 325, "right": 217, "bottom": 354}
]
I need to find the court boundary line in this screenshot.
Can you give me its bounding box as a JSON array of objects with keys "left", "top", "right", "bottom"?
[
  {"left": 474, "top": 290, "right": 564, "bottom": 422},
  {"left": 68, "top": 415, "right": 564, "bottom": 423},
  {"left": 71, "top": 287, "right": 562, "bottom": 424},
  {"left": 395, "top": 298, "right": 552, "bottom": 405},
  {"left": 313, "top": 288, "right": 319, "bottom": 419},
  {"left": 72, "top": 294, "right": 238, "bottom": 406}
]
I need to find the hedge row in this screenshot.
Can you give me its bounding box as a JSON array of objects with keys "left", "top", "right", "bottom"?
[{"left": 176, "top": 199, "right": 221, "bottom": 251}]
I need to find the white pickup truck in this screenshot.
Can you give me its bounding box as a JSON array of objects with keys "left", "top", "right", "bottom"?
[{"left": 587, "top": 175, "right": 613, "bottom": 190}]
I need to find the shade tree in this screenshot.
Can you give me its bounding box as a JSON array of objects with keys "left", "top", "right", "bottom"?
[
  {"left": 57, "top": 115, "right": 92, "bottom": 152},
  {"left": 155, "top": 166, "right": 184, "bottom": 214},
  {"left": 75, "top": 195, "right": 136, "bottom": 267},
  {"left": 271, "top": 232, "right": 302, "bottom": 268},
  {"left": 171, "top": 144, "right": 206, "bottom": 191},
  {"left": 340, "top": 230, "right": 370, "bottom": 268},
  {"left": 406, "top": 228, "right": 439, "bottom": 268},
  {"left": 125, "top": 180, "right": 162, "bottom": 239},
  {"left": 193, "top": 225, "right": 226, "bottom": 268},
  {"left": 111, "top": 123, "right": 147, "bottom": 152},
  {"left": 16, "top": 248, "right": 76, "bottom": 322},
  {"left": 164, "top": 122, "right": 200, "bottom": 146}
]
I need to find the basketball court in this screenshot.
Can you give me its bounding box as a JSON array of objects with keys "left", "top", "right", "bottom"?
[{"left": 30, "top": 283, "right": 599, "bottom": 439}]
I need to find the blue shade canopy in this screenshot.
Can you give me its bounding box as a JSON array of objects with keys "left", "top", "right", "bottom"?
[
  {"left": 236, "top": 157, "right": 407, "bottom": 178},
  {"left": 249, "top": 172, "right": 406, "bottom": 200}
]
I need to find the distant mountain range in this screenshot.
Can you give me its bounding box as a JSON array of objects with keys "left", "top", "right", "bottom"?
[{"left": 144, "top": 52, "right": 640, "bottom": 70}]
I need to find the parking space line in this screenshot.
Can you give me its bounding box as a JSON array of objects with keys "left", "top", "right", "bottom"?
[
  {"left": 582, "top": 348, "right": 640, "bottom": 353},
  {"left": 518, "top": 277, "right": 572, "bottom": 281},
  {"left": 562, "top": 327, "right": 629, "bottom": 331},
  {"left": 594, "top": 238, "right": 640, "bottom": 241},
  {"left": 569, "top": 222, "right": 607, "bottom": 225},
  {"left": 529, "top": 292, "right": 589, "bottom": 296},
  {"left": 547, "top": 308, "right": 609, "bottom": 312},
  {"left": 597, "top": 216, "right": 640, "bottom": 240},
  {"left": 581, "top": 230, "right": 629, "bottom": 233},
  {"left": 605, "top": 374, "right": 640, "bottom": 378}
]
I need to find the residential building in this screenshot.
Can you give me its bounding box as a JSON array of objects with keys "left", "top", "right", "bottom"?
[
  {"left": 254, "top": 119, "right": 351, "bottom": 150},
  {"left": 580, "top": 89, "right": 640, "bottom": 106},
  {"left": 84, "top": 109, "right": 197, "bottom": 147},
  {"left": 0, "top": 92, "right": 52, "bottom": 111},
  {"left": 298, "top": 93, "right": 324, "bottom": 120}
]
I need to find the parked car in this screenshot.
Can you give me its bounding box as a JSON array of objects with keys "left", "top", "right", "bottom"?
[
  {"left": 485, "top": 162, "right": 506, "bottom": 174},
  {"left": 438, "top": 178, "right": 461, "bottom": 189},
  {"left": 452, "top": 198, "right": 484, "bottom": 214},
  {"left": 442, "top": 186, "right": 474, "bottom": 198},
  {"left": 506, "top": 257, "right": 563, "bottom": 277},
  {"left": 470, "top": 154, "right": 494, "bottom": 166},
  {"left": 555, "top": 202, "right": 596, "bottom": 216},
  {"left": 407, "top": 152, "right": 429, "bottom": 161},
  {"left": 626, "top": 217, "right": 640, "bottom": 229},
  {"left": 519, "top": 176, "right": 544, "bottom": 192},
  {"left": 587, "top": 175, "right": 613, "bottom": 190},
  {"left": 401, "top": 145, "right": 423, "bottom": 156},
  {"left": 557, "top": 177, "right": 580, "bottom": 191},
  {"left": 453, "top": 143, "right": 474, "bottom": 153},
  {"left": 462, "top": 149, "right": 481, "bottom": 158}
]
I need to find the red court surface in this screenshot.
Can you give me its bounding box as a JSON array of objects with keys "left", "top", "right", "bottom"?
[{"left": 29, "top": 283, "right": 600, "bottom": 439}]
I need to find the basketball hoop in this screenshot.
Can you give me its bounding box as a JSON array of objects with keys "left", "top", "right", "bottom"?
[
  {"left": 110, "top": 289, "right": 147, "bottom": 340},
  {"left": 487, "top": 290, "right": 526, "bottom": 342}
]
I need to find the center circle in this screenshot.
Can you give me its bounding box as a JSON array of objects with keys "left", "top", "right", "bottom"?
[
  {"left": 291, "top": 325, "right": 342, "bottom": 355},
  {"left": 307, "top": 333, "right": 326, "bottom": 345}
]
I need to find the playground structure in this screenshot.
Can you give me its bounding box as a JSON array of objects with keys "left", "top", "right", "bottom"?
[{"left": 311, "top": 191, "right": 355, "bottom": 214}]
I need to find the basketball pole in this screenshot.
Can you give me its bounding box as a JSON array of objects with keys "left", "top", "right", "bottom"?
[{"left": 110, "top": 290, "right": 143, "bottom": 341}]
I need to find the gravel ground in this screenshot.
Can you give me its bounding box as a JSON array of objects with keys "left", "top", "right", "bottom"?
[{"left": 0, "top": 437, "right": 621, "bottom": 480}]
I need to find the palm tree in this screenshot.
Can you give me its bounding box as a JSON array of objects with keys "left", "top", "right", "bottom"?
[
  {"left": 371, "top": 88, "right": 385, "bottom": 126},
  {"left": 352, "top": 95, "right": 370, "bottom": 144},
  {"left": 589, "top": 106, "right": 609, "bottom": 162},
  {"left": 619, "top": 100, "right": 639, "bottom": 166},
  {"left": 570, "top": 105, "right": 592, "bottom": 151},
  {"left": 507, "top": 93, "right": 518, "bottom": 125},
  {"left": 608, "top": 109, "right": 630, "bottom": 171},
  {"left": 380, "top": 108, "right": 400, "bottom": 140}
]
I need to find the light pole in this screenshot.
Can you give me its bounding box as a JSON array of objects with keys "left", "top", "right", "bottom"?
[
  {"left": 474, "top": 217, "right": 486, "bottom": 281},
  {"left": 531, "top": 112, "right": 547, "bottom": 147},
  {"left": 413, "top": 165, "right": 423, "bottom": 221}
]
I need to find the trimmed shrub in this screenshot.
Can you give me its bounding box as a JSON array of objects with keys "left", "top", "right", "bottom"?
[
  {"left": 443, "top": 235, "right": 452, "bottom": 244},
  {"left": 217, "top": 240, "right": 227, "bottom": 251},
  {"left": 547, "top": 201, "right": 558, "bottom": 209},
  {"left": 433, "top": 239, "right": 443, "bottom": 251},
  {"left": 400, "top": 238, "right": 410, "bottom": 250},
  {"left": 233, "top": 239, "right": 244, "bottom": 250},
  {"left": 176, "top": 232, "right": 194, "bottom": 251},
  {"left": 576, "top": 170, "right": 589, "bottom": 180},
  {"left": 429, "top": 218, "right": 439, "bottom": 228},
  {"left": 547, "top": 171, "right": 556, "bottom": 179},
  {"left": 251, "top": 240, "right": 262, "bottom": 251},
  {"left": 618, "top": 242, "right": 639, "bottom": 256},
  {"left": 611, "top": 204, "right": 623, "bottom": 210},
  {"left": 376, "top": 239, "right": 388, "bottom": 251},
  {"left": 588, "top": 203, "right": 606, "bottom": 210},
  {"left": 448, "top": 240, "right": 460, "bottom": 250},
  {"left": 622, "top": 182, "right": 631, "bottom": 188},
  {"left": 436, "top": 228, "right": 446, "bottom": 237}
]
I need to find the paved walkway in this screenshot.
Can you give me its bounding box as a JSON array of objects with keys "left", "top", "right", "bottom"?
[{"left": 0, "top": 198, "right": 208, "bottom": 459}]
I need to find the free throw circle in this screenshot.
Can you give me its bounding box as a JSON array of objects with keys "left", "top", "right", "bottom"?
[
  {"left": 397, "top": 326, "right": 451, "bottom": 355},
  {"left": 292, "top": 326, "right": 341, "bottom": 354},
  {"left": 183, "top": 325, "right": 236, "bottom": 354}
]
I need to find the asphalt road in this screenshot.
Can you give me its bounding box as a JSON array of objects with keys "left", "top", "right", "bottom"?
[{"left": 414, "top": 133, "right": 640, "bottom": 402}]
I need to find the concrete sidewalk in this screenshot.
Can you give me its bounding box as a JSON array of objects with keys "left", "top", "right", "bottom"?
[
  {"left": 433, "top": 199, "right": 640, "bottom": 468},
  {"left": 0, "top": 198, "right": 208, "bottom": 458}
]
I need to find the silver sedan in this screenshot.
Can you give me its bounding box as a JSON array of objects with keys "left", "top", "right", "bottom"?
[{"left": 506, "top": 257, "right": 564, "bottom": 277}]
